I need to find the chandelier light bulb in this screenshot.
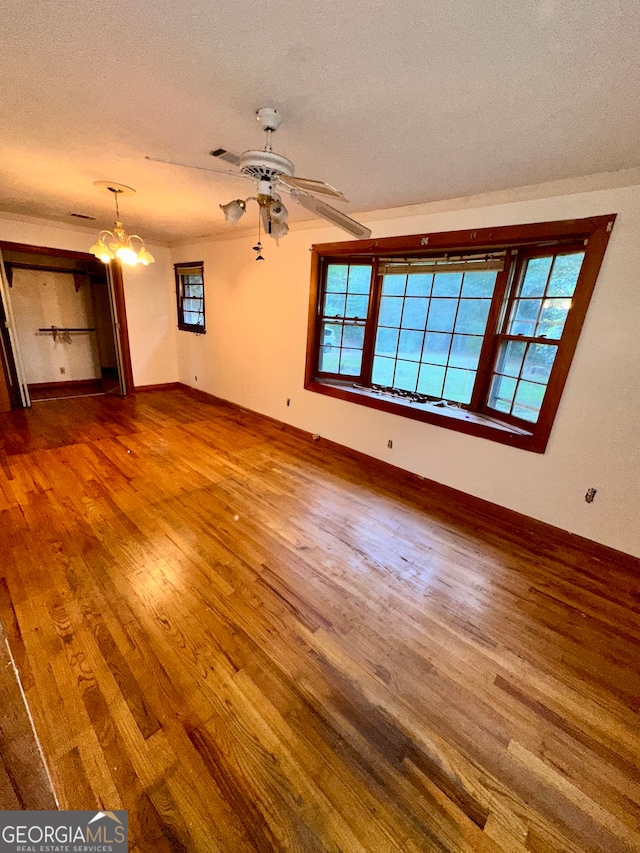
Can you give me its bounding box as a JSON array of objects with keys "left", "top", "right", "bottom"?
[{"left": 115, "top": 245, "right": 138, "bottom": 265}]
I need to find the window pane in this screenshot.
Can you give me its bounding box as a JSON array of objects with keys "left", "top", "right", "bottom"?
[
  {"left": 184, "top": 284, "right": 203, "bottom": 298},
  {"left": 339, "top": 349, "right": 363, "bottom": 376},
  {"left": 343, "top": 325, "right": 365, "bottom": 349},
  {"left": 324, "top": 293, "right": 346, "bottom": 317},
  {"left": 375, "top": 327, "right": 399, "bottom": 357},
  {"left": 489, "top": 374, "right": 517, "bottom": 412},
  {"left": 432, "top": 272, "right": 462, "bottom": 297},
  {"left": 406, "top": 274, "right": 432, "bottom": 297},
  {"left": 346, "top": 294, "right": 369, "bottom": 318},
  {"left": 401, "top": 297, "right": 429, "bottom": 329},
  {"left": 319, "top": 345, "right": 340, "bottom": 373},
  {"left": 521, "top": 343, "right": 557, "bottom": 383},
  {"left": 495, "top": 340, "right": 526, "bottom": 377},
  {"left": 382, "top": 274, "right": 406, "bottom": 296},
  {"left": 422, "top": 332, "right": 451, "bottom": 365},
  {"left": 347, "top": 265, "right": 372, "bottom": 294},
  {"left": 322, "top": 322, "right": 343, "bottom": 349},
  {"left": 461, "top": 271, "right": 497, "bottom": 297},
  {"left": 394, "top": 360, "right": 419, "bottom": 391},
  {"left": 547, "top": 253, "right": 584, "bottom": 297},
  {"left": 183, "top": 298, "right": 202, "bottom": 312},
  {"left": 512, "top": 381, "right": 546, "bottom": 422},
  {"left": 372, "top": 356, "right": 395, "bottom": 386},
  {"left": 449, "top": 335, "right": 482, "bottom": 370},
  {"left": 398, "top": 329, "right": 424, "bottom": 362},
  {"left": 537, "top": 298, "right": 571, "bottom": 339},
  {"left": 417, "top": 364, "right": 445, "bottom": 397},
  {"left": 326, "top": 264, "right": 348, "bottom": 292},
  {"left": 454, "top": 299, "right": 490, "bottom": 334},
  {"left": 379, "top": 296, "right": 403, "bottom": 327},
  {"left": 521, "top": 256, "right": 552, "bottom": 297},
  {"left": 443, "top": 368, "right": 474, "bottom": 404},
  {"left": 511, "top": 299, "right": 541, "bottom": 337},
  {"left": 426, "top": 299, "right": 457, "bottom": 332}
]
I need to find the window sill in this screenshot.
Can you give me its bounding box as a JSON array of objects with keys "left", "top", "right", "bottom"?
[
  {"left": 177, "top": 326, "right": 206, "bottom": 335},
  {"left": 306, "top": 378, "right": 544, "bottom": 452}
]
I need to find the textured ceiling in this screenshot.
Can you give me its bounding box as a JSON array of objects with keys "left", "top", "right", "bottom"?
[{"left": 1, "top": 0, "right": 639, "bottom": 244}]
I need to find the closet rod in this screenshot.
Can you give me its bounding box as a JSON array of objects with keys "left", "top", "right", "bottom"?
[{"left": 37, "top": 327, "right": 96, "bottom": 333}]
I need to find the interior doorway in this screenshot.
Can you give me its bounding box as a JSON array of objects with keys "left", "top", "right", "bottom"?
[{"left": 0, "top": 242, "right": 134, "bottom": 407}]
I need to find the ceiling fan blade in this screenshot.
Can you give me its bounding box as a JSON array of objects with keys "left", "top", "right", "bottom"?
[
  {"left": 144, "top": 155, "right": 246, "bottom": 179},
  {"left": 290, "top": 190, "right": 371, "bottom": 239},
  {"left": 209, "top": 148, "right": 243, "bottom": 165},
  {"left": 278, "top": 175, "right": 348, "bottom": 202}
]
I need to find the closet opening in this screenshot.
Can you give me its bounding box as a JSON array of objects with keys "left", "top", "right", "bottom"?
[{"left": 0, "top": 242, "right": 134, "bottom": 409}]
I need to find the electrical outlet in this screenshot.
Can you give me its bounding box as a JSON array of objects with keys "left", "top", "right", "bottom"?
[{"left": 387, "top": 439, "right": 393, "bottom": 449}]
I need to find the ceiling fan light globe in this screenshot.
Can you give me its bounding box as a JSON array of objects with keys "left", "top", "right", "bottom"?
[
  {"left": 220, "top": 199, "right": 246, "bottom": 224},
  {"left": 270, "top": 221, "right": 289, "bottom": 240}
]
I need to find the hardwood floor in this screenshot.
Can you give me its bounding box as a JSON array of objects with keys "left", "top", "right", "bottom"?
[
  {"left": 0, "top": 625, "right": 57, "bottom": 809},
  {"left": 0, "top": 388, "right": 638, "bottom": 852}
]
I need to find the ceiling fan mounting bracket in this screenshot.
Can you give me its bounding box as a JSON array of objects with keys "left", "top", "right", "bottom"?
[
  {"left": 256, "top": 107, "right": 282, "bottom": 133},
  {"left": 93, "top": 180, "right": 136, "bottom": 196}
]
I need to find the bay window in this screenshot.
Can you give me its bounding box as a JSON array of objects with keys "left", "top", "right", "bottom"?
[{"left": 305, "top": 216, "right": 615, "bottom": 452}]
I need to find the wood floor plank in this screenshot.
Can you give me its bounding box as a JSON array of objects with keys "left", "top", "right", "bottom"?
[{"left": 0, "top": 388, "right": 638, "bottom": 852}]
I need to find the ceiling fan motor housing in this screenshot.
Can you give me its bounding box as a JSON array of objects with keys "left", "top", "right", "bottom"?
[{"left": 240, "top": 150, "right": 294, "bottom": 180}]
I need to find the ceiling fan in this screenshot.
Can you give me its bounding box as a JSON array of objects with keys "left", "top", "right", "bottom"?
[{"left": 146, "top": 107, "right": 371, "bottom": 241}]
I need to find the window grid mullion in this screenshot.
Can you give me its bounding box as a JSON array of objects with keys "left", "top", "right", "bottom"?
[{"left": 360, "top": 258, "right": 381, "bottom": 384}]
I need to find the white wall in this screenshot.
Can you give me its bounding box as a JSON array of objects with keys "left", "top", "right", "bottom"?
[
  {"left": 172, "top": 176, "right": 640, "bottom": 558},
  {"left": 0, "top": 216, "right": 178, "bottom": 387},
  {"left": 11, "top": 268, "right": 100, "bottom": 383}
]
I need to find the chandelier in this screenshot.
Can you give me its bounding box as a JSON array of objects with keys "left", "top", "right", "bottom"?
[{"left": 89, "top": 182, "right": 155, "bottom": 266}]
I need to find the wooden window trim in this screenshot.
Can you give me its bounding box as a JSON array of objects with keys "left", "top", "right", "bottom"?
[
  {"left": 175, "top": 261, "right": 205, "bottom": 334},
  {"left": 304, "top": 215, "right": 615, "bottom": 453}
]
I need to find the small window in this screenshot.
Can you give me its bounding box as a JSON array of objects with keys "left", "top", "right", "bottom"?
[{"left": 175, "top": 262, "right": 205, "bottom": 333}]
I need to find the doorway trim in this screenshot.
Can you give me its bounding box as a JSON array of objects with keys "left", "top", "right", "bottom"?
[{"left": 0, "top": 240, "right": 135, "bottom": 396}]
